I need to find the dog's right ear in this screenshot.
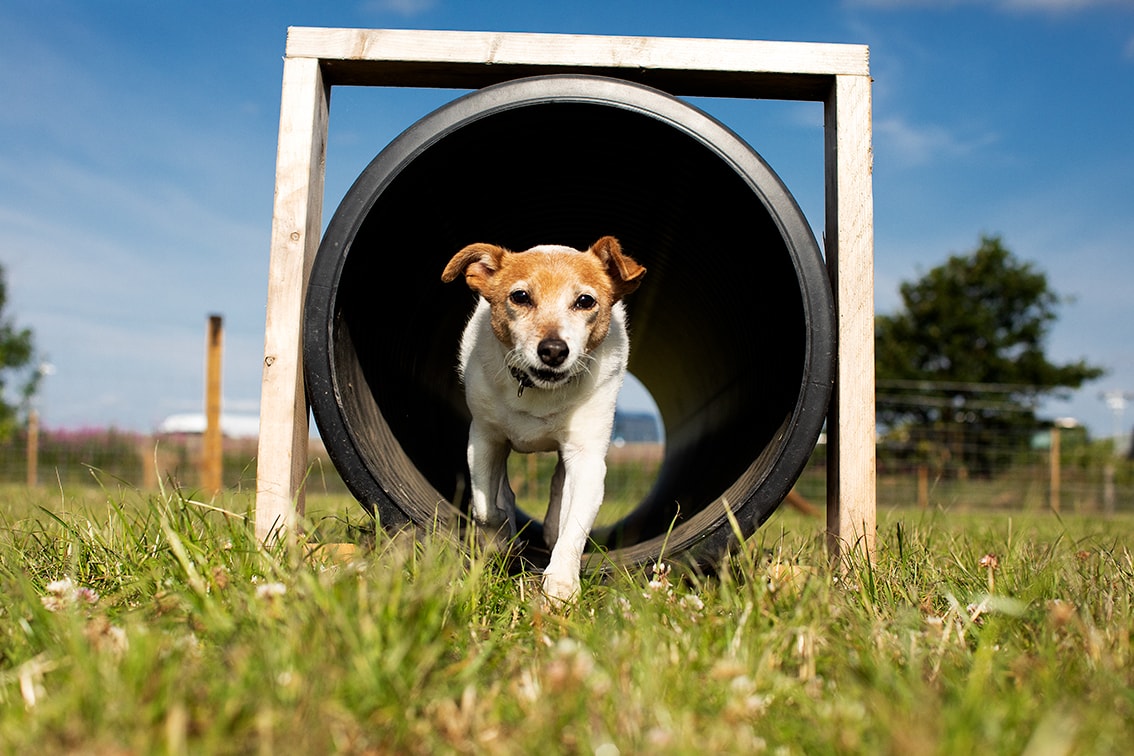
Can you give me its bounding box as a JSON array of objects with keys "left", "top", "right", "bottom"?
[
  {"left": 442, "top": 243, "right": 507, "bottom": 295},
  {"left": 590, "top": 236, "right": 646, "bottom": 300}
]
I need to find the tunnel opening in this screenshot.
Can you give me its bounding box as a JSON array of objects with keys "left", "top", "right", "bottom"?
[{"left": 304, "top": 74, "right": 834, "bottom": 572}]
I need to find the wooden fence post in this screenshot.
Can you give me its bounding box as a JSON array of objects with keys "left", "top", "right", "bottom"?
[{"left": 202, "top": 314, "right": 224, "bottom": 495}]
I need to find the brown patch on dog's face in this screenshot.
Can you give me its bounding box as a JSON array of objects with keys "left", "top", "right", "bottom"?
[
  {"left": 496, "top": 248, "right": 613, "bottom": 355},
  {"left": 443, "top": 238, "right": 646, "bottom": 379}
]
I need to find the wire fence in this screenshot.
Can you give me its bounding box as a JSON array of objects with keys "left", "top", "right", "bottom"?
[
  {"left": 0, "top": 428, "right": 350, "bottom": 496},
  {"left": 2, "top": 417, "right": 1131, "bottom": 515},
  {"left": 786, "top": 426, "right": 1133, "bottom": 515}
]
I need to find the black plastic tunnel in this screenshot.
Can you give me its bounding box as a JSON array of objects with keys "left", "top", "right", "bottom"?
[{"left": 304, "top": 74, "right": 835, "bottom": 573}]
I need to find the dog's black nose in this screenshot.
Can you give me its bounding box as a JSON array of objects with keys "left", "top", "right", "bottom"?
[{"left": 538, "top": 338, "right": 569, "bottom": 367}]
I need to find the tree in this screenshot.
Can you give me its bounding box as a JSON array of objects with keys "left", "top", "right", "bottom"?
[
  {"left": 0, "top": 264, "right": 38, "bottom": 439},
  {"left": 875, "top": 235, "right": 1104, "bottom": 475}
]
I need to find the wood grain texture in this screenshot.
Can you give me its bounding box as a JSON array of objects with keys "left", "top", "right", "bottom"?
[
  {"left": 824, "top": 73, "right": 878, "bottom": 566},
  {"left": 285, "top": 27, "right": 869, "bottom": 100},
  {"left": 202, "top": 315, "right": 223, "bottom": 495},
  {"left": 255, "top": 57, "right": 329, "bottom": 543}
]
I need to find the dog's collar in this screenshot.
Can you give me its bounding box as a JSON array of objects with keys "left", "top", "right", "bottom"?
[{"left": 510, "top": 366, "right": 537, "bottom": 397}]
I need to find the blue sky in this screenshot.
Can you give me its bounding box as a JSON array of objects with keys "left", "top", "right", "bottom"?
[{"left": 1, "top": 0, "right": 1132, "bottom": 438}]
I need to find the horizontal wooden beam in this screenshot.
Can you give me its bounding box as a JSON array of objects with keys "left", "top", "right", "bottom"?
[{"left": 285, "top": 27, "right": 869, "bottom": 100}]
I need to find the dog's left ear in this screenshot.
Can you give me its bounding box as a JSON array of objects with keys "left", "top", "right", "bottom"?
[
  {"left": 442, "top": 243, "right": 508, "bottom": 296},
  {"left": 590, "top": 236, "right": 646, "bottom": 300}
]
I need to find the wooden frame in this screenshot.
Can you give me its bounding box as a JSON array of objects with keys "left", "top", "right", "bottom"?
[{"left": 255, "top": 27, "right": 876, "bottom": 565}]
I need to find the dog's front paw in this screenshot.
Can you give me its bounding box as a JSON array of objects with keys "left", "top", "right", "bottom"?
[
  {"left": 474, "top": 522, "right": 514, "bottom": 555},
  {"left": 541, "top": 570, "right": 581, "bottom": 609}
]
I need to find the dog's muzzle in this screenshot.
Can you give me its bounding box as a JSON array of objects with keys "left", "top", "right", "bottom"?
[{"left": 509, "top": 365, "right": 570, "bottom": 397}]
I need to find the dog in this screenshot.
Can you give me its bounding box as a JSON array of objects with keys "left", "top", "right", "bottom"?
[{"left": 442, "top": 236, "right": 646, "bottom": 604}]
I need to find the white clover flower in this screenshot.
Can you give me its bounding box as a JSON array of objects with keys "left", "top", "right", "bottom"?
[
  {"left": 44, "top": 578, "right": 75, "bottom": 594},
  {"left": 255, "top": 582, "right": 288, "bottom": 600},
  {"left": 648, "top": 562, "right": 671, "bottom": 589},
  {"left": 645, "top": 562, "right": 675, "bottom": 599},
  {"left": 41, "top": 578, "right": 99, "bottom": 612},
  {"left": 681, "top": 593, "right": 705, "bottom": 613}
]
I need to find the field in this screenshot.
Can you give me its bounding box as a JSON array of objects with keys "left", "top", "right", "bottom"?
[{"left": 1, "top": 482, "right": 1132, "bottom": 754}]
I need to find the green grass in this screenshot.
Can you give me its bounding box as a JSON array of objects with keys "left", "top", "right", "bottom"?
[{"left": 0, "top": 481, "right": 1132, "bottom": 754}]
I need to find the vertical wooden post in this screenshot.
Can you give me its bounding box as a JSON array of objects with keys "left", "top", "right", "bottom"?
[
  {"left": 26, "top": 409, "right": 39, "bottom": 488},
  {"left": 824, "top": 72, "right": 877, "bottom": 567},
  {"left": 202, "top": 315, "right": 224, "bottom": 494},
  {"left": 255, "top": 56, "right": 330, "bottom": 543},
  {"left": 141, "top": 436, "right": 158, "bottom": 490}
]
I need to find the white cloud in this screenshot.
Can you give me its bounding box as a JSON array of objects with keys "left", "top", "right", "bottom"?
[
  {"left": 0, "top": 149, "right": 270, "bottom": 432},
  {"left": 360, "top": 0, "right": 439, "bottom": 17},
  {"left": 849, "top": 0, "right": 1134, "bottom": 11},
  {"left": 874, "top": 116, "right": 998, "bottom": 167},
  {"left": 1000, "top": 0, "right": 1134, "bottom": 11}
]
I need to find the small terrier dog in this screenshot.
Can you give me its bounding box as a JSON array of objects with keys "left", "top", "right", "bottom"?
[{"left": 442, "top": 236, "right": 646, "bottom": 604}]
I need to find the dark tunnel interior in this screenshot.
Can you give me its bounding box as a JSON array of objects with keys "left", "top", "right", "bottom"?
[{"left": 304, "top": 76, "right": 834, "bottom": 570}]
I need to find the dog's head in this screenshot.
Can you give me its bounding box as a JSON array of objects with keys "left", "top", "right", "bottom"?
[{"left": 442, "top": 236, "right": 646, "bottom": 389}]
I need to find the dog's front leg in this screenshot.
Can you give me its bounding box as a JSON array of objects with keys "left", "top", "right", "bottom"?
[
  {"left": 467, "top": 422, "right": 515, "bottom": 547},
  {"left": 542, "top": 450, "right": 606, "bottom": 605}
]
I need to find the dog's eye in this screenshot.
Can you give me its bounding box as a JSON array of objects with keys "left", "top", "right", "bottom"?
[
  {"left": 509, "top": 290, "right": 532, "bottom": 306},
  {"left": 574, "top": 294, "right": 597, "bottom": 310}
]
